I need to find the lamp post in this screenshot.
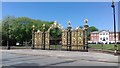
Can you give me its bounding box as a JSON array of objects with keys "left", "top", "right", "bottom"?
[
  {"left": 84, "top": 19, "right": 89, "bottom": 52},
  {"left": 5, "top": 17, "right": 10, "bottom": 50},
  {"left": 42, "top": 24, "right": 46, "bottom": 50},
  {"left": 67, "top": 21, "right": 72, "bottom": 51},
  {"left": 32, "top": 25, "right": 35, "bottom": 49},
  {"left": 7, "top": 22, "right": 10, "bottom": 50},
  {"left": 111, "top": 0, "right": 117, "bottom": 55}
]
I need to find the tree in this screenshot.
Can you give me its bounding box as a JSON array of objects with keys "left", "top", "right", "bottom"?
[
  {"left": 2, "top": 16, "right": 53, "bottom": 46},
  {"left": 88, "top": 26, "right": 98, "bottom": 32},
  {"left": 2, "top": 16, "right": 17, "bottom": 46},
  {"left": 88, "top": 26, "right": 99, "bottom": 40},
  {"left": 50, "top": 28, "right": 62, "bottom": 40}
]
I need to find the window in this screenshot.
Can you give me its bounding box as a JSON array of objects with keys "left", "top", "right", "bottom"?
[
  {"left": 106, "top": 37, "right": 108, "bottom": 40},
  {"left": 103, "top": 37, "right": 105, "bottom": 41},
  {"left": 106, "top": 33, "right": 108, "bottom": 35},
  {"left": 91, "top": 38, "right": 93, "bottom": 40},
  {"left": 100, "top": 33, "right": 102, "bottom": 35},
  {"left": 100, "top": 38, "right": 102, "bottom": 40},
  {"left": 94, "top": 37, "right": 96, "bottom": 40},
  {"left": 103, "top": 33, "right": 105, "bottom": 35}
]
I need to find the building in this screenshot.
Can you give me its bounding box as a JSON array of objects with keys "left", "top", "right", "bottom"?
[{"left": 90, "top": 30, "right": 120, "bottom": 44}]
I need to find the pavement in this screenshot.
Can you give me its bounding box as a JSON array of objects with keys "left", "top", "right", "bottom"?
[{"left": 1, "top": 49, "right": 119, "bottom": 67}]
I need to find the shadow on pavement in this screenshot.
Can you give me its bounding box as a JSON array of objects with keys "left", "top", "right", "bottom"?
[
  {"left": 1, "top": 62, "right": 119, "bottom": 68},
  {"left": 2, "top": 63, "right": 40, "bottom": 68},
  {"left": 45, "top": 60, "right": 76, "bottom": 66}
]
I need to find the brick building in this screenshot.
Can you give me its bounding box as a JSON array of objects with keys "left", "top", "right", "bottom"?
[{"left": 90, "top": 30, "right": 120, "bottom": 44}]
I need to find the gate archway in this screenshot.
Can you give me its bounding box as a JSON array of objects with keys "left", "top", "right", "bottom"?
[{"left": 48, "top": 21, "right": 63, "bottom": 50}]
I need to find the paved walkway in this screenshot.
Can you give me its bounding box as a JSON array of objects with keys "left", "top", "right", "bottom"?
[{"left": 1, "top": 49, "right": 119, "bottom": 63}]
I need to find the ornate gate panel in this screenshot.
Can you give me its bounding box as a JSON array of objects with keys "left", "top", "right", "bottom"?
[
  {"left": 45, "top": 31, "right": 50, "bottom": 49},
  {"left": 77, "top": 28, "right": 84, "bottom": 50},
  {"left": 71, "top": 30, "right": 77, "bottom": 50},
  {"left": 69, "top": 27, "right": 84, "bottom": 50},
  {"left": 34, "top": 31, "right": 42, "bottom": 48},
  {"left": 61, "top": 20, "right": 88, "bottom": 51},
  {"left": 33, "top": 24, "right": 50, "bottom": 49},
  {"left": 34, "top": 31, "right": 49, "bottom": 49},
  {"left": 62, "top": 30, "right": 67, "bottom": 50}
]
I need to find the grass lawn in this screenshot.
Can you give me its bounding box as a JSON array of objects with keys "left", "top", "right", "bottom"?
[
  {"left": 89, "top": 44, "right": 120, "bottom": 51},
  {"left": 1, "top": 44, "right": 120, "bottom": 51},
  {"left": 50, "top": 45, "right": 62, "bottom": 50}
]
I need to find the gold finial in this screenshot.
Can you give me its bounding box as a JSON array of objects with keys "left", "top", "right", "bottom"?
[
  {"left": 112, "top": 0, "right": 114, "bottom": 5},
  {"left": 68, "top": 20, "right": 71, "bottom": 27},
  {"left": 32, "top": 25, "right": 35, "bottom": 29},
  {"left": 43, "top": 24, "right": 45, "bottom": 30},
  {"left": 84, "top": 19, "right": 88, "bottom": 24},
  {"left": 43, "top": 24, "right": 45, "bottom": 27},
  {"left": 84, "top": 19, "right": 89, "bottom": 30},
  {"left": 54, "top": 20, "right": 57, "bottom": 26},
  {"left": 32, "top": 25, "right": 35, "bottom": 31}
]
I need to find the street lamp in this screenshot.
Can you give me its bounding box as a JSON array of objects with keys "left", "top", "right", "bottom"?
[
  {"left": 5, "top": 17, "right": 11, "bottom": 50},
  {"left": 67, "top": 20, "right": 72, "bottom": 51},
  {"left": 84, "top": 19, "right": 89, "bottom": 52},
  {"left": 7, "top": 22, "right": 10, "bottom": 50},
  {"left": 32, "top": 25, "right": 35, "bottom": 49},
  {"left": 111, "top": 0, "right": 117, "bottom": 55},
  {"left": 42, "top": 24, "right": 46, "bottom": 50}
]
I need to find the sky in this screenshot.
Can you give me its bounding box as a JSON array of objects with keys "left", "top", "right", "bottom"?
[{"left": 2, "top": 2, "right": 119, "bottom": 31}]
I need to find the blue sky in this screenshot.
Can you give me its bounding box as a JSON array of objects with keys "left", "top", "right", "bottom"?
[{"left": 2, "top": 2, "right": 119, "bottom": 31}]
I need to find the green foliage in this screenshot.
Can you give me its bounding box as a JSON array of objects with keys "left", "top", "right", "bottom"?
[
  {"left": 2, "top": 16, "right": 99, "bottom": 45},
  {"left": 89, "top": 26, "right": 98, "bottom": 32},
  {"left": 88, "top": 26, "right": 99, "bottom": 40},
  {"left": 89, "top": 44, "right": 114, "bottom": 51},
  {"left": 50, "top": 28, "right": 62, "bottom": 40},
  {"left": 2, "top": 16, "right": 53, "bottom": 45}
]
